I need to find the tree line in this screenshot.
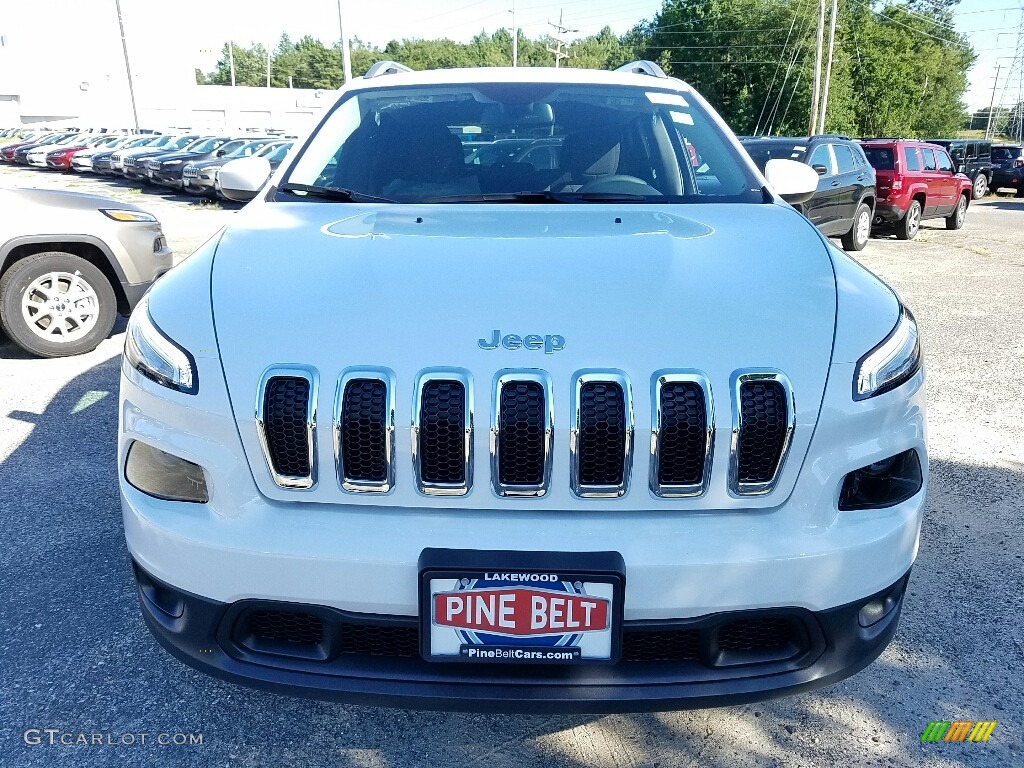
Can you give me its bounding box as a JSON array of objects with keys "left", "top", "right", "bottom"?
[{"left": 196, "top": 0, "right": 976, "bottom": 137}]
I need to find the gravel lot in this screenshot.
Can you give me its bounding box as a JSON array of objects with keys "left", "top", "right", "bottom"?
[{"left": 1, "top": 166, "right": 1021, "bottom": 768}]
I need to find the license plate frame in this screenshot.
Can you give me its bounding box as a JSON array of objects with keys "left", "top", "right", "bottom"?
[{"left": 419, "top": 548, "right": 625, "bottom": 665}]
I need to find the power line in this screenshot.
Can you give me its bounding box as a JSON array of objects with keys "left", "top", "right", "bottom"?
[{"left": 850, "top": 0, "right": 971, "bottom": 48}]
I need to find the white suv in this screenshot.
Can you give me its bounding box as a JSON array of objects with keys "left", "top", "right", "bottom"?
[{"left": 119, "top": 61, "right": 927, "bottom": 713}]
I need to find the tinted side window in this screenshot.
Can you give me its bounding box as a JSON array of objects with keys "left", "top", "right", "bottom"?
[
  {"left": 936, "top": 150, "right": 953, "bottom": 172},
  {"left": 808, "top": 144, "right": 833, "bottom": 175},
  {"left": 977, "top": 142, "right": 991, "bottom": 161},
  {"left": 922, "top": 148, "right": 936, "bottom": 171},
  {"left": 833, "top": 144, "right": 858, "bottom": 174},
  {"left": 965, "top": 142, "right": 977, "bottom": 160},
  {"left": 904, "top": 147, "right": 921, "bottom": 171},
  {"left": 863, "top": 147, "right": 894, "bottom": 170}
]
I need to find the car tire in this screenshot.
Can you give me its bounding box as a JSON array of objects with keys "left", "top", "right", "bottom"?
[
  {"left": 895, "top": 200, "right": 922, "bottom": 240},
  {"left": 972, "top": 173, "right": 988, "bottom": 200},
  {"left": 841, "top": 202, "right": 872, "bottom": 251},
  {"left": 0, "top": 252, "right": 117, "bottom": 358},
  {"left": 945, "top": 193, "right": 968, "bottom": 230}
]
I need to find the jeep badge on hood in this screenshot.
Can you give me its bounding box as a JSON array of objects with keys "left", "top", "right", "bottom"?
[{"left": 478, "top": 330, "right": 565, "bottom": 353}]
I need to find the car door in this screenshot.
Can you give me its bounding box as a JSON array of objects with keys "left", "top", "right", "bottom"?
[
  {"left": 830, "top": 143, "right": 866, "bottom": 231},
  {"left": 919, "top": 147, "right": 944, "bottom": 215},
  {"left": 805, "top": 143, "right": 839, "bottom": 231},
  {"left": 935, "top": 149, "right": 958, "bottom": 213}
]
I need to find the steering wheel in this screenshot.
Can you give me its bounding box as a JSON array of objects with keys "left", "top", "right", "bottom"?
[{"left": 577, "top": 175, "right": 661, "bottom": 195}]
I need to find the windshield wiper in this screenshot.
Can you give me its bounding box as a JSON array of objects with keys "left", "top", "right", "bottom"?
[
  {"left": 279, "top": 183, "right": 397, "bottom": 203},
  {"left": 421, "top": 191, "right": 653, "bottom": 203}
]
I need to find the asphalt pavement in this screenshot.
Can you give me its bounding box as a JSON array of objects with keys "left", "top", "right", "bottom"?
[{"left": 0, "top": 165, "right": 1021, "bottom": 767}]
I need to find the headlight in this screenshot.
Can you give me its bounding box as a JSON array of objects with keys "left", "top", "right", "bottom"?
[
  {"left": 123, "top": 296, "right": 198, "bottom": 394},
  {"left": 204, "top": 165, "right": 221, "bottom": 174},
  {"left": 163, "top": 159, "right": 182, "bottom": 166},
  {"left": 854, "top": 306, "right": 921, "bottom": 400},
  {"left": 100, "top": 209, "right": 157, "bottom": 223}
]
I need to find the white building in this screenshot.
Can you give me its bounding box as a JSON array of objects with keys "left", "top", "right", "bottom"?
[{"left": 0, "top": 1, "right": 329, "bottom": 133}]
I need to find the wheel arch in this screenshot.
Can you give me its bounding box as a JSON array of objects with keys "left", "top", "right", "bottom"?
[{"left": 0, "top": 235, "right": 129, "bottom": 315}]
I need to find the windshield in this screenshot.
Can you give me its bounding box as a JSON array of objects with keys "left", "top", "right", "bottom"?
[
  {"left": 741, "top": 141, "right": 808, "bottom": 172},
  {"left": 283, "top": 82, "right": 761, "bottom": 203},
  {"left": 166, "top": 136, "right": 196, "bottom": 150},
  {"left": 262, "top": 143, "right": 292, "bottom": 162},
  {"left": 185, "top": 137, "right": 222, "bottom": 154},
  {"left": 862, "top": 147, "right": 895, "bottom": 171}
]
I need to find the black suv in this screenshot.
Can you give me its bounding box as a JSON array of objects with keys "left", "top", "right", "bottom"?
[
  {"left": 742, "top": 134, "right": 875, "bottom": 251},
  {"left": 926, "top": 139, "right": 992, "bottom": 199},
  {"left": 991, "top": 144, "right": 1024, "bottom": 196}
]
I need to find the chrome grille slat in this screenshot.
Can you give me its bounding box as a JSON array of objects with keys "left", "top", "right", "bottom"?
[
  {"left": 412, "top": 371, "right": 473, "bottom": 496},
  {"left": 570, "top": 372, "right": 633, "bottom": 498},
  {"left": 729, "top": 371, "right": 795, "bottom": 496},
  {"left": 490, "top": 371, "right": 553, "bottom": 497},
  {"left": 650, "top": 372, "right": 714, "bottom": 497},
  {"left": 334, "top": 369, "right": 395, "bottom": 494},
  {"left": 256, "top": 367, "right": 318, "bottom": 489}
]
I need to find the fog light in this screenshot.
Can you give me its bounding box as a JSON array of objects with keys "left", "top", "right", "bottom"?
[
  {"left": 858, "top": 577, "right": 907, "bottom": 627},
  {"left": 839, "top": 449, "right": 922, "bottom": 511},
  {"left": 125, "top": 441, "right": 209, "bottom": 503}
]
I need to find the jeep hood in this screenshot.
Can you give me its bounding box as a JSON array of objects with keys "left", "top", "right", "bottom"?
[{"left": 211, "top": 203, "right": 837, "bottom": 510}]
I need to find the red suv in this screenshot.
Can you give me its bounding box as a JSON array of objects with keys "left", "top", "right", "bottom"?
[{"left": 859, "top": 139, "right": 973, "bottom": 240}]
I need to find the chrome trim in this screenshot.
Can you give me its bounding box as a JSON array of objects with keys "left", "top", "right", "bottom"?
[
  {"left": 255, "top": 365, "right": 318, "bottom": 490},
  {"left": 412, "top": 369, "right": 473, "bottom": 497},
  {"left": 728, "top": 370, "right": 795, "bottom": 497},
  {"left": 489, "top": 370, "right": 554, "bottom": 498},
  {"left": 569, "top": 371, "right": 634, "bottom": 499},
  {"left": 334, "top": 368, "right": 396, "bottom": 494},
  {"left": 649, "top": 370, "right": 714, "bottom": 498}
]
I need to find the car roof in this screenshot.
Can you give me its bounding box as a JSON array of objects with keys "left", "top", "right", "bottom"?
[{"left": 343, "top": 66, "right": 692, "bottom": 93}]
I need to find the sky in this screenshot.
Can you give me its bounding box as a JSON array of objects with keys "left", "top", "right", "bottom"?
[
  {"left": 172, "top": 0, "right": 1024, "bottom": 112},
  {"left": 3, "top": 0, "right": 1020, "bottom": 113}
]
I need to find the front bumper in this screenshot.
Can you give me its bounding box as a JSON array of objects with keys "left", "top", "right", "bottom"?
[
  {"left": 151, "top": 169, "right": 185, "bottom": 187},
  {"left": 133, "top": 560, "right": 910, "bottom": 713}
]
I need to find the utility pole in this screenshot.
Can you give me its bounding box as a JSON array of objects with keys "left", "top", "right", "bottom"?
[
  {"left": 508, "top": 0, "right": 518, "bottom": 66},
  {"left": 337, "top": 0, "right": 352, "bottom": 83},
  {"left": 808, "top": 0, "right": 826, "bottom": 135},
  {"left": 228, "top": 41, "right": 236, "bottom": 86},
  {"left": 985, "top": 64, "right": 1002, "bottom": 140},
  {"left": 547, "top": 11, "right": 577, "bottom": 67},
  {"left": 113, "top": 0, "right": 139, "bottom": 132},
  {"left": 817, "top": 0, "right": 838, "bottom": 134}
]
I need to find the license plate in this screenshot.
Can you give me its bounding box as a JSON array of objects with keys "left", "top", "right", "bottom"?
[{"left": 419, "top": 549, "right": 624, "bottom": 664}]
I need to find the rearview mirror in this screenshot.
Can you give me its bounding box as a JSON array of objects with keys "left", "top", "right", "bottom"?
[
  {"left": 765, "top": 158, "right": 819, "bottom": 205},
  {"left": 218, "top": 156, "right": 272, "bottom": 203}
]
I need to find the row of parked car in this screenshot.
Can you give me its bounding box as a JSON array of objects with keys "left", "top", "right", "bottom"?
[
  {"left": 741, "top": 135, "right": 1023, "bottom": 250},
  {"left": 0, "top": 128, "right": 293, "bottom": 200}
]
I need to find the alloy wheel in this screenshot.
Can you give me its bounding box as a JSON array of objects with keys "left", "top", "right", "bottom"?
[{"left": 20, "top": 270, "right": 100, "bottom": 343}]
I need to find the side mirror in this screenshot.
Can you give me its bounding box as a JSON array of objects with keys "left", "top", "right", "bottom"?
[
  {"left": 811, "top": 164, "right": 828, "bottom": 176},
  {"left": 215, "top": 148, "right": 226, "bottom": 157},
  {"left": 765, "top": 158, "right": 819, "bottom": 205},
  {"left": 218, "top": 156, "right": 272, "bottom": 203}
]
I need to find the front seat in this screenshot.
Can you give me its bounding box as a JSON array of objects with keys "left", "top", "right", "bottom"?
[
  {"left": 373, "top": 119, "right": 479, "bottom": 199},
  {"left": 550, "top": 127, "right": 623, "bottom": 191}
]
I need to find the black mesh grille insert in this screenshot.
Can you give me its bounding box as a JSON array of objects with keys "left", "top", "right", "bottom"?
[
  {"left": 498, "top": 381, "right": 546, "bottom": 486},
  {"left": 717, "top": 617, "right": 793, "bottom": 652},
  {"left": 247, "top": 610, "right": 324, "bottom": 646},
  {"left": 737, "top": 381, "right": 788, "bottom": 484},
  {"left": 263, "top": 377, "right": 311, "bottom": 478},
  {"left": 622, "top": 629, "right": 699, "bottom": 662},
  {"left": 657, "top": 382, "right": 708, "bottom": 486},
  {"left": 418, "top": 380, "right": 467, "bottom": 484},
  {"left": 577, "top": 381, "right": 626, "bottom": 486},
  {"left": 341, "top": 379, "right": 388, "bottom": 482},
  {"left": 339, "top": 623, "right": 420, "bottom": 658}
]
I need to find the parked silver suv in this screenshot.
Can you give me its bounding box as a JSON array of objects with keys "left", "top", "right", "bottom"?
[{"left": 0, "top": 187, "right": 173, "bottom": 357}]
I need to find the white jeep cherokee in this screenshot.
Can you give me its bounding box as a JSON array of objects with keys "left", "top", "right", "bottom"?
[{"left": 119, "top": 62, "right": 926, "bottom": 713}]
